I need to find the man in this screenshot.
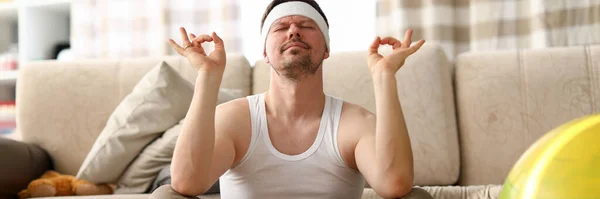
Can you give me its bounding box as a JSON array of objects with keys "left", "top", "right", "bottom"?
[{"left": 152, "top": 0, "right": 431, "bottom": 198}]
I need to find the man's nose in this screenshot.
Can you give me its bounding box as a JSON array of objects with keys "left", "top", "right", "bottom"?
[{"left": 287, "top": 24, "right": 301, "bottom": 40}]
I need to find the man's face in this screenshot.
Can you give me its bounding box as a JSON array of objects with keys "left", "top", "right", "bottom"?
[{"left": 264, "top": 15, "right": 329, "bottom": 82}]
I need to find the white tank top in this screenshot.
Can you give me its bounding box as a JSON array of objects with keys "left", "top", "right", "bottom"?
[{"left": 219, "top": 93, "right": 365, "bottom": 199}]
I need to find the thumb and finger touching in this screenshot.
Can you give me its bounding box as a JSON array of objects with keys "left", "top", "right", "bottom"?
[
  {"left": 168, "top": 27, "right": 224, "bottom": 56},
  {"left": 369, "top": 29, "right": 426, "bottom": 70}
]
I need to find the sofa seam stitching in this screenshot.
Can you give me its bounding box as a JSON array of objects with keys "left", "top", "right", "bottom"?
[
  {"left": 585, "top": 45, "right": 596, "bottom": 113},
  {"left": 518, "top": 49, "right": 530, "bottom": 139}
]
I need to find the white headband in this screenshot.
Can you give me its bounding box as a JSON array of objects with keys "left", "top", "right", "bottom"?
[{"left": 261, "top": 1, "right": 330, "bottom": 51}]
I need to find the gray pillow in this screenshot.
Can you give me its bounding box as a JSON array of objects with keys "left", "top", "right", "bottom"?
[
  {"left": 115, "top": 89, "right": 239, "bottom": 193},
  {"left": 77, "top": 61, "right": 194, "bottom": 183},
  {"left": 149, "top": 164, "right": 220, "bottom": 194}
]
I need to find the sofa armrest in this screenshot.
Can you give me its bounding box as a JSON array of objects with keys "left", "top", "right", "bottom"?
[{"left": 0, "top": 137, "right": 52, "bottom": 198}]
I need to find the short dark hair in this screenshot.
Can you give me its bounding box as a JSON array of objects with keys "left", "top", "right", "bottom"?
[{"left": 260, "top": 0, "right": 329, "bottom": 31}]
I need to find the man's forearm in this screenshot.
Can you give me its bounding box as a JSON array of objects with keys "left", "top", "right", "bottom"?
[
  {"left": 372, "top": 72, "right": 413, "bottom": 185},
  {"left": 171, "top": 71, "right": 222, "bottom": 194}
]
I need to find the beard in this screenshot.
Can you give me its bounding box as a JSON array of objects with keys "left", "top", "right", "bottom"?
[
  {"left": 280, "top": 51, "right": 319, "bottom": 82},
  {"left": 276, "top": 39, "right": 322, "bottom": 83}
]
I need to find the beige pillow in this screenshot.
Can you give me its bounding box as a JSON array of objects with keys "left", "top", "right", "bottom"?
[
  {"left": 115, "top": 89, "right": 240, "bottom": 193},
  {"left": 76, "top": 61, "right": 194, "bottom": 183}
]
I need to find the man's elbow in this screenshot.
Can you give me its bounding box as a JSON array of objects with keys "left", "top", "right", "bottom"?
[
  {"left": 376, "top": 176, "right": 413, "bottom": 198},
  {"left": 171, "top": 178, "right": 211, "bottom": 197}
]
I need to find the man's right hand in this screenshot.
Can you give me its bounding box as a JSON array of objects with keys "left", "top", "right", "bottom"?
[{"left": 168, "top": 27, "right": 226, "bottom": 75}]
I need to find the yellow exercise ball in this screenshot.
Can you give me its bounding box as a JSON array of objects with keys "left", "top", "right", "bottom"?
[{"left": 500, "top": 113, "right": 600, "bottom": 199}]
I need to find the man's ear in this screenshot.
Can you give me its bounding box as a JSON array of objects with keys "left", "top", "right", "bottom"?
[
  {"left": 324, "top": 48, "right": 330, "bottom": 59},
  {"left": 263, "top": 50, "right": 270, "bottom": 64},
  {"left": 263, "top": 53, "right": 271, "bottom": 65}
]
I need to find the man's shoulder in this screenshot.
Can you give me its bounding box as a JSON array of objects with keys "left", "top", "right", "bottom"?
[
  {"left": 339, "top": 101, "right": 376, "bottom": 136},
  {"left": 215, "top": 97, "right": 251, "bottom": 130},
  {"left": 216, "top": 97, "right": 250, "bottom": 117},
  {"left": 215, "top": 97, "right": 252, "bottom": 141},
  {"left": 340, "top": 101, "right": 375, "bottom": 121},
  {"left": 337, "top": 101, "right": 375, "bottom": 149}
]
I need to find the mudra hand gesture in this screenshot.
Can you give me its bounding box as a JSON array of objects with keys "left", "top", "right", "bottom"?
[
  {"left": 168, "top": 27, "right": 226, "bottom": 74},
  {"left": 368, "top": 29, "right": 425, "bottom": 75}
]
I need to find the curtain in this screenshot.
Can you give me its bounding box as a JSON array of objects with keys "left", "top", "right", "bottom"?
[
  {"left": 71, "top": 0, "right": 242, "bottom": 59},
  {"left": 376, "top": 0, "right": 600, "bottom": 58}
]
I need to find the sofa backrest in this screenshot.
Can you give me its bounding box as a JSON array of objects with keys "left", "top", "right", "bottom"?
[
  {"left": 16, "top": 55, "right": 251, "bottom": 175},
  {"left": 253, "top": 43, "right": 461, "bottom": 186},
  {"left": 454, "top": 45, "right": 600, "bottom": 185}
]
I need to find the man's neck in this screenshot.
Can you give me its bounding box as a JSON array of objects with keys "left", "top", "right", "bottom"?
[{"left": 265, "top": 68, "right": 326, "bottom": 122}]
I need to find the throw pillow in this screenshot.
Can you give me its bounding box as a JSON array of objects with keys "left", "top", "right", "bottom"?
[
  {"left": 76, "top": 61, "right": 194, "bottom": 183},
  {"left": 114, "top": 89, "right": 239, "bottom": 193}
]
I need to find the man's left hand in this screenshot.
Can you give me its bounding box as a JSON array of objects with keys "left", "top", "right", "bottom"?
[{"left": 367, "top": 29, "right": 425, "bottom": 76}]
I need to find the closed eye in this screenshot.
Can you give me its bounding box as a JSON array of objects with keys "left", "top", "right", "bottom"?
[{"left": 273, "top": 26, "right": 288, "bottom": 32}]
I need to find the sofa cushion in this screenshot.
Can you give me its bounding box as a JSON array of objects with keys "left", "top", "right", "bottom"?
[
  {"left": 76, "top": 61, "right": 194, "bottom": 183},
  {"left": 253, "top": 43, "right": 460, "bottom": 186},
  {"left": 35, "top": 186, "right": 498, "bottom": 199},
  {"left": 420, "top": 185, "right": 502, "bottom": 199},
  {"left": 362, "top": 186, "right": 502, "bottom": 199},
  {"left": 34, "top": 194, "right": 221, "bottom": 199},
  {"left": 35, "top": 195, "right": 151, "bottom": 199},
  {"left": 17, "top": 55, "right": 251, "bottom": 176},
  {"left": 455, "top": 45, "right": 600, "bottom": 185}
]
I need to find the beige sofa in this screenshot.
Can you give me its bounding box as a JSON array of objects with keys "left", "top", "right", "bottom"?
[{"left": 3, "top": 43, "right": 599, "bottom": 199}]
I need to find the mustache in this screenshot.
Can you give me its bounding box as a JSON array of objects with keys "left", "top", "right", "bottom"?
[{"left": 279, "top": 39, "right": 311, "bottom": 52}]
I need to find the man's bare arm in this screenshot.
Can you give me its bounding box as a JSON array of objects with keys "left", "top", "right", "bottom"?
[
  {"left": 167, "top": 27, "right": 235, "bottom": 196},
  {"left": 355, "top": 29, "right": 425, "bottom": 198}
]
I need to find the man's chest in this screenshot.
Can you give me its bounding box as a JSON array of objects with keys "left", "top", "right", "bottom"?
[
  {"left": 266, "top": 116, "right": 361, "bottom": 170},
  {"left": 266, "top": 117, "right": 321, "bottom": 155}
]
